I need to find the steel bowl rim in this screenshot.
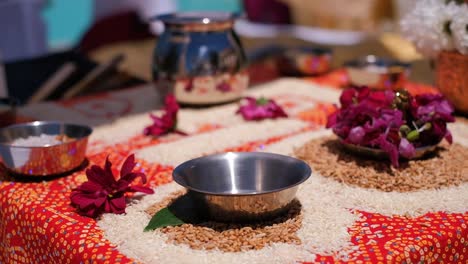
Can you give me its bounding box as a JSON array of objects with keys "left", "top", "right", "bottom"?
[
  {"left": 344, "top": 55, "right": 411, "bottom": 71},
  {"left": 173, "top": 151, "right": 312, "bottom": 196},
  {"left": 0, "top": 121, "right": 93, "bottom": 149},
  {"left": 151, "top": 11, "right": 239, "bottom": 25}
]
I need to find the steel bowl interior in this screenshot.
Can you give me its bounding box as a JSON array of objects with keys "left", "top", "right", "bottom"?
[{"left": 173, "top": 152, "right": 311, "bottom": 196}]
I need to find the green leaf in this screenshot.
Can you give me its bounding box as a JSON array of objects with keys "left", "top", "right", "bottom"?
[
  {"left": 144, "top": 207, "right": 185, "bottom": 232},
  {"left": 256, "top": 97, "right": 269, "bottom": 106},
  {"left": 406, "top": 130, "right": 420, "bottom": 142},
  {"left": 399, "top": 125, "right": 411, "bottom": 135}
]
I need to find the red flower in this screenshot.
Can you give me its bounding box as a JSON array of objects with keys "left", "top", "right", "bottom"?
[
  {"left": 236, "top": 97, "right": 288, "bottom": 121},
  {"left": 144, "top": 94, "right": 179, "bottom": 136},
  {"left": 70, "top": 154, "right": 154, "bottom": 218}
]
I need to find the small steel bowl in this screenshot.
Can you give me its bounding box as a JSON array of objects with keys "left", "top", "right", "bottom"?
[
  {"left": 173, "top": 152, "right": 311, "bottom": 222},
  {"left": 345, "top": 55, "right": 411, "bottom": 90},
  {"left": 0, "top": 121, "right": 92, "bottom": 176},
  {"left": 277, "top": 47, "right": 332, "bottom": 76}
]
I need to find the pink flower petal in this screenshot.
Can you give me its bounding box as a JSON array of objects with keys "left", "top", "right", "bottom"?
[
  {"left": 444, "top": 130, "right": 453, "bottom": 144},
  {"left": 144, "top": 94, "right": 179, "bottom": 137},
  {"left": 348, "top": 126, "right": 365, "bottom": 144},
  {"left": 70, "top": 192, "right": 107, "bottom": 218},
  {"left": 81, "top": 207, "right": 98, "bottom": 218},
  {"left": 71, "top": 193, "right": 99, "bottom": 209},
  {"left": 340, "top": 88, "right": 358, "bottom": 107},
  {"left": 119, "top": 172, "right": 147, "bottom": 187},
  {"left": 108, "top": 196, "right": 126, "bottom": 214},
  {"left": 376, "top": 134, "right": 399, "bottom": 167},
  {"left": 399, "top": 138, "right": 416, "bottom": 158},
  {"left": 120, "top": 154, "right": 136, "bottom": 178},
  {"left": 237, "top": 97, "right": 288, "bottom": 121},
  {"left": 86, "top": 166, "right": 108, "bottom": 187},
  {"left": 104, "top": 157, "right": 116, "bottom": 182},
  {"left": 73, "top": 181, "right": 104, "bottom": 193},
  {"left": 126, "top": 185, "right": 154, "bottom": 194},
  {"left": 103, "top": 199, "right": 111, "bottom": 213},
  {"left": 93, "top": 196, "right": 107, "bottom": 208}
]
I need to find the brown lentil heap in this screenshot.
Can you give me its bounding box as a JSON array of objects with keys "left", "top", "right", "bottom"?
[
  {"left": 145, "top": 192, "right": 303, "bottom": 252},
  {"left": 294, "top": 137, "right": 468, "bottom": 192}
]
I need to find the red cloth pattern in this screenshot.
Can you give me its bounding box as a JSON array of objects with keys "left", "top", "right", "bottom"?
[{"left": 1, "top": 72, "right": 466, "bottom": 264}]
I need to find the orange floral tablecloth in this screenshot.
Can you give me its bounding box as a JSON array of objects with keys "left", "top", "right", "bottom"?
[{"left": 1, "top": 71, "right": 467, "bottom": 264}]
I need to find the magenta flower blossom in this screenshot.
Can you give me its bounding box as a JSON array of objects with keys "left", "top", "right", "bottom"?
[
  {"left": 144, "top": 94, "right": 180, "bottom": 137},
  {"left": 236, "top": 97, "right": 288, "bottom": 121},
  {"left": 216, "top": 81, "right": 232, "bottom": 92},
  {"left": 184, "top": 79, "right": 194, "bottom": 92},
  {"left": 348, "top": 126, "right": 365, "bottom": 144},
  {"left": 71, "top": 154, "right": 154, "bottom": 218},
  {"left": 411, "top": 93, "right": 455, "bottom": 146},
  {"left": 327, "top": 87, "right": 454, "bottom": 167}
]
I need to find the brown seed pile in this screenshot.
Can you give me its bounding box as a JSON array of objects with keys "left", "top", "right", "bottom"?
[
  {"left": 294, "top": 137, "right": 468, "bottom": 192},
  {"left": 145, "top": 192, "right": 303, "bottom": 252}
]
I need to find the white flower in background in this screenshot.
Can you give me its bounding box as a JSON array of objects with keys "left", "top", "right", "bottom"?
[
  {"left": 450, "top": 4, "right": 468, "bottom": 54},
  {"left": 400, "top": 0, "right": 460, "bottom": 57}
]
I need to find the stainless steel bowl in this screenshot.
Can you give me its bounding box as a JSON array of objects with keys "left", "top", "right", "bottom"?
[
  {"left": 345, "top": 55, "right": 411, "bottom": 90},
  {"left": 173, "top": 152, "right": 311, "bottom": 222},
  {"left": 0, "top": 121, "right": 92, "bottom": 176}
]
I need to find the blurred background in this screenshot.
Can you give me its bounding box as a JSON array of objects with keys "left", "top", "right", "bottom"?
[{"left": 0, "top": 0, "right": 425, "bottom": 103}]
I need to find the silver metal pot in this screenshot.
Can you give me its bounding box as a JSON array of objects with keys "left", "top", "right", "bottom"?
[{"left": 152, "top": 12, "right": 249, "bottom": 106}]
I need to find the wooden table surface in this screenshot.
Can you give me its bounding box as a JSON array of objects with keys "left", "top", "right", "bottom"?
[{"left": 89, "top": 34, "right": 434, "bottom": 85}]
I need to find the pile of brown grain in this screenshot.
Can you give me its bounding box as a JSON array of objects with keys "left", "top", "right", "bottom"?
[
  {"left": 145, "top": 192, "right": 303, "bottom": 252},
  {"left": 294, "top": 137, "right": 468, "bottom": 192}
]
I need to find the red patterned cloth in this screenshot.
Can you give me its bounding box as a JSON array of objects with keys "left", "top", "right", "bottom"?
[{"left": 1, "top": 72, "right": 466, "bottom": 264}]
